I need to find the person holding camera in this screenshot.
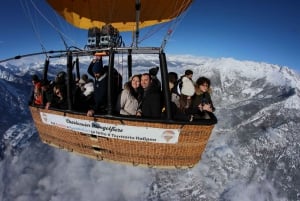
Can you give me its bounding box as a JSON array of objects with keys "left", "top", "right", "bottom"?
[{"left": 192, "top": 76, "right": 215, "bottom": 119}]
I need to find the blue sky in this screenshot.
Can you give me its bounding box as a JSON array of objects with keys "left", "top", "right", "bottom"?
[{"left": 1, "top": 0, "right": 300, "bottom": 71}]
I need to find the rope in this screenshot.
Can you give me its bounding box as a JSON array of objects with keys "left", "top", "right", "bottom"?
[
  {"left": 160, "top": 0, "right": 192, "bottom": 50},
  {"left": 136, "top": 0, "right": 192, "bottom": 48},
  {"left": 28, "top": 0, "right": 78, "bottom": 51},
  {"left": 52, "top": 11, "right": 81, "bottom": 48},
  {"left": 138, "top": 23, "right": 169, "bottom": 44},
  {"left": 19, "top": 0, "right": 47, "bottom": 54}
]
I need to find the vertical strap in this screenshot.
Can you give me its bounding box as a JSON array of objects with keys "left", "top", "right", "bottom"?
[
  {"left": 133, "top": 0, "right": 141, "bottom": 47},
  {"left": 43, "top": 57, "right": 49, "bottom": 81},
  {"left": 75, "top": 57, "right": 80, "bottom": 80},
  {"left": 66, "top": 51, "right": 73, "bottom": 110}
]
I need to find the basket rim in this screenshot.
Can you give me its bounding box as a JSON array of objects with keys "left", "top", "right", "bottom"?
[{"left": 30, "top": 105, "right": 218, "bottom": 126}]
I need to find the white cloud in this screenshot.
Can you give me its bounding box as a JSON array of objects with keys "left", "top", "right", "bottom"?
[{"left": 1, "top": 55, "right": 298, "bottom": 201}]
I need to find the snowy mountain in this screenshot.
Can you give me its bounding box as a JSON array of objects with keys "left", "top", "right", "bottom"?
[{"left": 0, "top": 55, "right": 299, "bottom": 201}]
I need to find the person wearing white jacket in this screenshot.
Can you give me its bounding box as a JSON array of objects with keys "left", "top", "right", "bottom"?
[
  {"left": 83, "top": 80, "right": 94, "bottom": 97},
  {"left": 119, "top": 74, "right": 142, "bottom": 115}
]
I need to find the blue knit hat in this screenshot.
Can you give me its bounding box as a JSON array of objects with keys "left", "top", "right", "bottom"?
[{"left": 92, "top": 61, "right": 103, "bottom": 74}]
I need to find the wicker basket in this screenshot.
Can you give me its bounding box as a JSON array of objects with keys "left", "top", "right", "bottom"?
[{"left": 30, "top": 106, "right": 215, "bottom": 168}]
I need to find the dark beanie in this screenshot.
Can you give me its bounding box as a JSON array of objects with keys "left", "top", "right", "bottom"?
[
  {"left": 40, "top": 79, "right": 50, "bottom": 86},
  {"left": 32, "top": 74, "right": 39, "bottom": 82},
  {"left": 149, "top": 66, "right": 159, "bottom": 76},
  {"left": 92, "top": 61, "right": 103, "bottom": 74},
  {"left": 185, "top": 69, "right": 193, "bottom": 76}
]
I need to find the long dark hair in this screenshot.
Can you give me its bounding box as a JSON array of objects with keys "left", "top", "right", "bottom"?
[
  {"left": 128, "top": 74, "right": 142, "bottom": 101},
  {"left": 179, "top": 94, "right": 191, "bottom": 112},
  {"left": 196, "top": 76, "right": 211, "bottom": 88}
]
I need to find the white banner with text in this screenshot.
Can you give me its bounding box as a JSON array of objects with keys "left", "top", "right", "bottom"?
[{"left": 40, "top": 112, "right": 180, "bottom": 144}]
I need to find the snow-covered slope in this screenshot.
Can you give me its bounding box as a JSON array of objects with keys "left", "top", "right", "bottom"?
[{"left": 0, "top": 55, "right": 299, "bottom": 201}]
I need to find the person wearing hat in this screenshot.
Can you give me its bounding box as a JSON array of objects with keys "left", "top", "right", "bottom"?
[
  {"left": 32, "top": 74, "right": 39, "bottom": 83},
  {"left": 148, "top": 66, "right": 161, "bottom": 91},
  {"left": 31, "top": 74, "right": 43, "bottom": 106},
  {"left": 87, "top": 59, "right": 108, "bottom": 116}
]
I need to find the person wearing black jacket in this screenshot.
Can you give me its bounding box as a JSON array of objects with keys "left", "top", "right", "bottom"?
[
  {"left": 137, "top": 73, "right": 161, "bottom": 118},
  {"left": 191, "top": 76, "right": 215, "bottom": 120},
  {"left": 87, "top": 59, "right": 108, "bottom": 116},
  {"left": 192, "top": 76, "right": 215, "bottom": 112}
]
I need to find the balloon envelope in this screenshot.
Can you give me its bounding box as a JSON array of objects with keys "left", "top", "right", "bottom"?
[{"left": 47, "top": 0, "right": 193, "bottom": 31}]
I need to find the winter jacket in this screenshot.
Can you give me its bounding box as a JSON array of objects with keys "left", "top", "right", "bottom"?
[
  {"left": 170, "top": 102, "right": 198, "bottom": 121},
  {"left": 93, "top": 74, "right": 108, "bottom": 112},
  {"left": 83, "top": 81, "right": 94, "bottom": 97},
  {"left": 33, "top": 82, "right": 43, "bottom": 105},
  {"left": 51, "top": 95, "right": 68, "bottom": 110},
  {"left": 138, "top": 86, "right": 161, "bottom": 118},
  {"left": 119, "top": 88, "right": 139, "bottom": 115},
  {"left": 192, "top": 92, "right": 215, "bottom": 112},
  {"left": 171, "top": 92, "right": 180, "bottom": 108},
  {"left": 42, "top": 88, "right": 54, "bottom": 106}
]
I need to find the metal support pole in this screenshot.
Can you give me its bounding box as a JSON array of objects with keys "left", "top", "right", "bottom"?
[
  {"left": 66, "top": 51, "right": 73, "bottom": 111},
  {"left": 134, "top": 0, "right": 141, "bottom": 47},
  {"left": 107, "top": 48, "right": 115, "bottom": 115},
  {"left": 159, "top": 52, "right": 172, "bottom": 120},
  {"left": 127, "top": 49, "right": 132, "bottom": 78}
]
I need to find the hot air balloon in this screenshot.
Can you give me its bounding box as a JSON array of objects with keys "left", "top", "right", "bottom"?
[{"left": 6, "top": 0, "right": 218, "bottom": 168}]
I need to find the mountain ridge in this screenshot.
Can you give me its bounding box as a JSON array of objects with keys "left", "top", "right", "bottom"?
[{"left": 0, "top": 55, "right": 299, "bottom": 201}]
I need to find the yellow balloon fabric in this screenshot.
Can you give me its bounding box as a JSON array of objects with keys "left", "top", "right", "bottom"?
[{"left": 47, "top": 0, "right": 193, "bottom": 31}]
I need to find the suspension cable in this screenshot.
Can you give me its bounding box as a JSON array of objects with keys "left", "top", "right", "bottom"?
[
  {"left": 138, "top": 23, "right": 169, "bottom": 44},
  {"left": 132, "top": 0, "right": 141, "bottom": 47},
  {"left": 52, "top": 8, "right": 80, "bottom": 48},
  {"left": 19, "top": 0, "right": 48, "bottom": 55},
  {"left": 134, "top": 0, "right": 192, "bottom": 48},
  {"left": 28, "top": 0, "right": 76, "bottom": 51},
  {"left": 160, "top": 0, "right": 193, "bottom": 50}
]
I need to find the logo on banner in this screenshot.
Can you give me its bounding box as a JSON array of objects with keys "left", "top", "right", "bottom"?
[
  {"left": 41, "top": 112, "right": 47, "bottom": 122},
  {"left": 162, "top": 130, "right": 175, "bottom": 142}
]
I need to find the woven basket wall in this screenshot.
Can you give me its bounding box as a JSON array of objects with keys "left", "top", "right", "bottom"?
[{"left": 30, "top": 106, "right": 214, "bottom": 168}]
